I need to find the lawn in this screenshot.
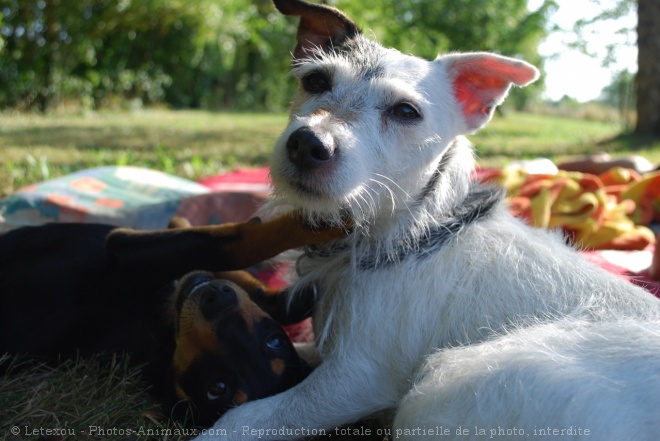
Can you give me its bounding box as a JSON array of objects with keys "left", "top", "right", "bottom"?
[
  {"left": 0, "top": 110, "right": 285, "bottom": 197},
  {"left": 1, "top": 354, "right": 198, "bottom": 441},
  {"left": 1, "top": 109, "right": 659, "bottom": 198}
]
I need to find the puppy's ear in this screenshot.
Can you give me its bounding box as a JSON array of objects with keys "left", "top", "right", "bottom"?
[
  {"left": 439, "top": 52, "right": 539, "bottom": 132},
  {"left": 273, "top": 0, "right": 360, "bottom": 60}
]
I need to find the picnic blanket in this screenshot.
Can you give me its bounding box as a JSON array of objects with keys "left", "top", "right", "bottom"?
[
  {"left": 477, "top": 166, "right": 660, "bottom": 251},
  {"left": 0, "top": 166, "right": 271, "bottom": 233},
  {"left": 1, "top": 164, "right": 658, "bottom": 308}
]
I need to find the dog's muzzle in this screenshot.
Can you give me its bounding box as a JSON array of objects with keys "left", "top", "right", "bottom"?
[
  {"left": 286, "top": 127, "right": 336, "bottom": 171},
  {"left": 175, "top": 272, "right": 239, "bottom": 319}
]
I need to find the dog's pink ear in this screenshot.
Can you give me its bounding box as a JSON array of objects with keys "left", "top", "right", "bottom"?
[
  {"left": 440, "top": 53, "right": 539, "bottom": 132},
  {"left": 273, "top": 0, "right": 360, "bottom": 60}
]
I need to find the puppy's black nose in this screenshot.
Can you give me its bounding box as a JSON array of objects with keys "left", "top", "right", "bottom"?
[
  {"left": 200, "top": 281, "right": 237, "bottom": 319},
  {"left": 286, "top": 127, "right": 335, "bottom": 170}
]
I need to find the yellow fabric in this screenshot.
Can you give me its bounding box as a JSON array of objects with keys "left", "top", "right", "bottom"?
[{"left": 481, "top": 167, "right": 657, "bottom": 250}]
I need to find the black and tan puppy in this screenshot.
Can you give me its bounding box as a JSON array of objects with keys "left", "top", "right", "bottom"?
[
  {"left": 0, "top": 214, "right": 346, "bottom": 426},
  {"left": 168, "top": 270, "right": 310, "bottom": 425}
]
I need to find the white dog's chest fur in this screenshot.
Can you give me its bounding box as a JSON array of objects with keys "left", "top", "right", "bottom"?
[
  {"left": 304, "top": 206, "right": 660, "bottom": 367},
  {"left": 291, "top": 203, "right": 660, "bottom": 438}
]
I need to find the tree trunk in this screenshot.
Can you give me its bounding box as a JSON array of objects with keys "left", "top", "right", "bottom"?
[
  {"left": 38, "top": 0, "right": 60, "bottom": 112},
  {"left": 636, "top": 0, "right": 660, "bottom": 135}
]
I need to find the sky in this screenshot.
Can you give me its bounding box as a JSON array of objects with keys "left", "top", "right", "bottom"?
[{"left": 528, "top": 0, "right": 637, "bottom": 102}]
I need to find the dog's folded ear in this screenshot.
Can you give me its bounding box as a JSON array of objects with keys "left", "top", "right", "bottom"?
[
  {"left": 273, "top": 0, "right": 360, "bottom": 60},
  {"left": 439, "top": 52, "right": 540, "bottom": 132}
]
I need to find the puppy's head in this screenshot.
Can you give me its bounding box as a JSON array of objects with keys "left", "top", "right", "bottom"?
[
  {"left": 168, "top": 271, "right": 310, "bottom": 426},
  {"left": 269, "top": 0, "right": 539, "bottom": 229}
]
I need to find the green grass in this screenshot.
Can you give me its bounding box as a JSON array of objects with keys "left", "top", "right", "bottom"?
[
  {"left": 472, "top": 111, "right": 660, "bottom": 167},
  {"left": 1, "top": 109, "right": 659, "bottom": 198},
  {"left": 0, "top": 110, "right": 287, "bottom": 197},
  {"left": 0, "top": 354, "right": 196, "bottom": 441}
]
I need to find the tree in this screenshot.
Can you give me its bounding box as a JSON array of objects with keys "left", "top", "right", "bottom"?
[
  {"left": 573, "top": 0, "right": 659, "bottom": 136},
  {"left": 0, "top": 0, "right": 199, "bottom": 111},
  {"left": 0, "top": 0, "right": 299, "bottom": 111},
  {"left": 636, "top": 0, "right": 660, "bottom": 135}
]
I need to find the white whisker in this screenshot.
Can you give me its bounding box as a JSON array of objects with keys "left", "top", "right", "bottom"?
[{"left": 372, "top": 173, "right": 412, "bottom": 200}]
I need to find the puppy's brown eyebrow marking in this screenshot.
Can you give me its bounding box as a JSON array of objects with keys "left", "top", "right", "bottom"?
[
  {"left": 172, "top": 319, "right": 219, "bottom": 376},
  {"left": 270, "top": 358, "right": 286, "bottom": 377},
  {"left": 232, "top": 390, "right": 249, "bottom": 405},
  {"left": 237, "top": 295, "right": 270, "bottom": 334}
]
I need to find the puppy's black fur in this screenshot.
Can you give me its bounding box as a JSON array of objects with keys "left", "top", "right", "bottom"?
[{"left": 0, "top": 216, "right": 345, "bottom": 425}]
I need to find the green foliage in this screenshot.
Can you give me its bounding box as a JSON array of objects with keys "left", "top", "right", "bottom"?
[
  {"left": 333, "top": 0, "right": 556, "bottom": 109},
  {"left": 0, "top": 0, "right": 194, "bottom": 110},
  {"left": 571, "top": 0, "right": 636, "bottom": 67},
  {"left": 598, "top": 69, "right": 636, "bottom": 130},
  {"left": 335, "top": 0, "right": 553, "bottom": 58},
  {"left": 0, "top": 0, "right": 552, "bottom": 112}
]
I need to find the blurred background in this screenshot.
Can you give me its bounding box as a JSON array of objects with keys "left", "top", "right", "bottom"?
[
  {"left": 0, "top": 0, "right": 649, "bottom": 116},
  {"left": 0, "top": 0, "right": 658, "bottom": 196}
]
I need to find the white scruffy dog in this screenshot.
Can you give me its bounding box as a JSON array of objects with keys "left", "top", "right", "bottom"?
[{"left": 194, "top": 0, "right": 660, "bottom": 439}]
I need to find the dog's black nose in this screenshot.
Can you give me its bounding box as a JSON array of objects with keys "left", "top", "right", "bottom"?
[
  {"left": 286, "top": 127, "right": 335, "bottom": 170},
  {"left": 200, "top": 281, "right": 237, "bottom": 319}
]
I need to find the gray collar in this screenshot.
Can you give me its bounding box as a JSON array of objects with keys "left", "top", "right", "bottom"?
[
  {"left": 299, "top": 182, "right": 503, "bottom": 272},
  {"left": 357, "top": 183, "right": 503, "bottom": 269}
]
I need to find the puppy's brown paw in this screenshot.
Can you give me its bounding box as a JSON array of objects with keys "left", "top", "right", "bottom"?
[
  {"left": 317, "top": 209, "right": 354, "bottom": 235},
  {"left": 287, "top": 211, "right": 354, "bottom": 244},
  {"left": 168, "top": 216, "right": 192, "bottom": 229}
]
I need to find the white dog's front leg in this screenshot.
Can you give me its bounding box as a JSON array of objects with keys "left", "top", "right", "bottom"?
[
  {"left": 293, "top": 341, "right": 322, "bottom": 368},
  {"left": 192, "top": 357, "right": 395, "bottom": 441}
]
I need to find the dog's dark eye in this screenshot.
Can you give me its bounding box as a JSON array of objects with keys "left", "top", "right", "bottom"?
[
  {"left": 302, "top": 72, "right": 331, "bottom": 94},
  {"left": 265, "top": 334, "right": 286, "bottom": 350},
  {"left": 391, "top": 103, "right": 421, "bottom": 120},
  {"left": 207, "top": 380, "right": 227, "bottom": 401}
]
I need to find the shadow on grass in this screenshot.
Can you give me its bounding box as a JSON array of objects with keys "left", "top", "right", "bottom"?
[
  {"left": 0, "top": 124, "right": 279, "bottom": 152},
  {"left": 0, "top": 353, "right": 199, "bottom": 441},
  {"left": 477, "top": 131, "right": 660, "bottom": 165},
  {"left": 596, "top": 131, "right": 660, "bottom": 153},
  {"left": 476, "top": 142, "right": 606, "bottom": 163}
]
